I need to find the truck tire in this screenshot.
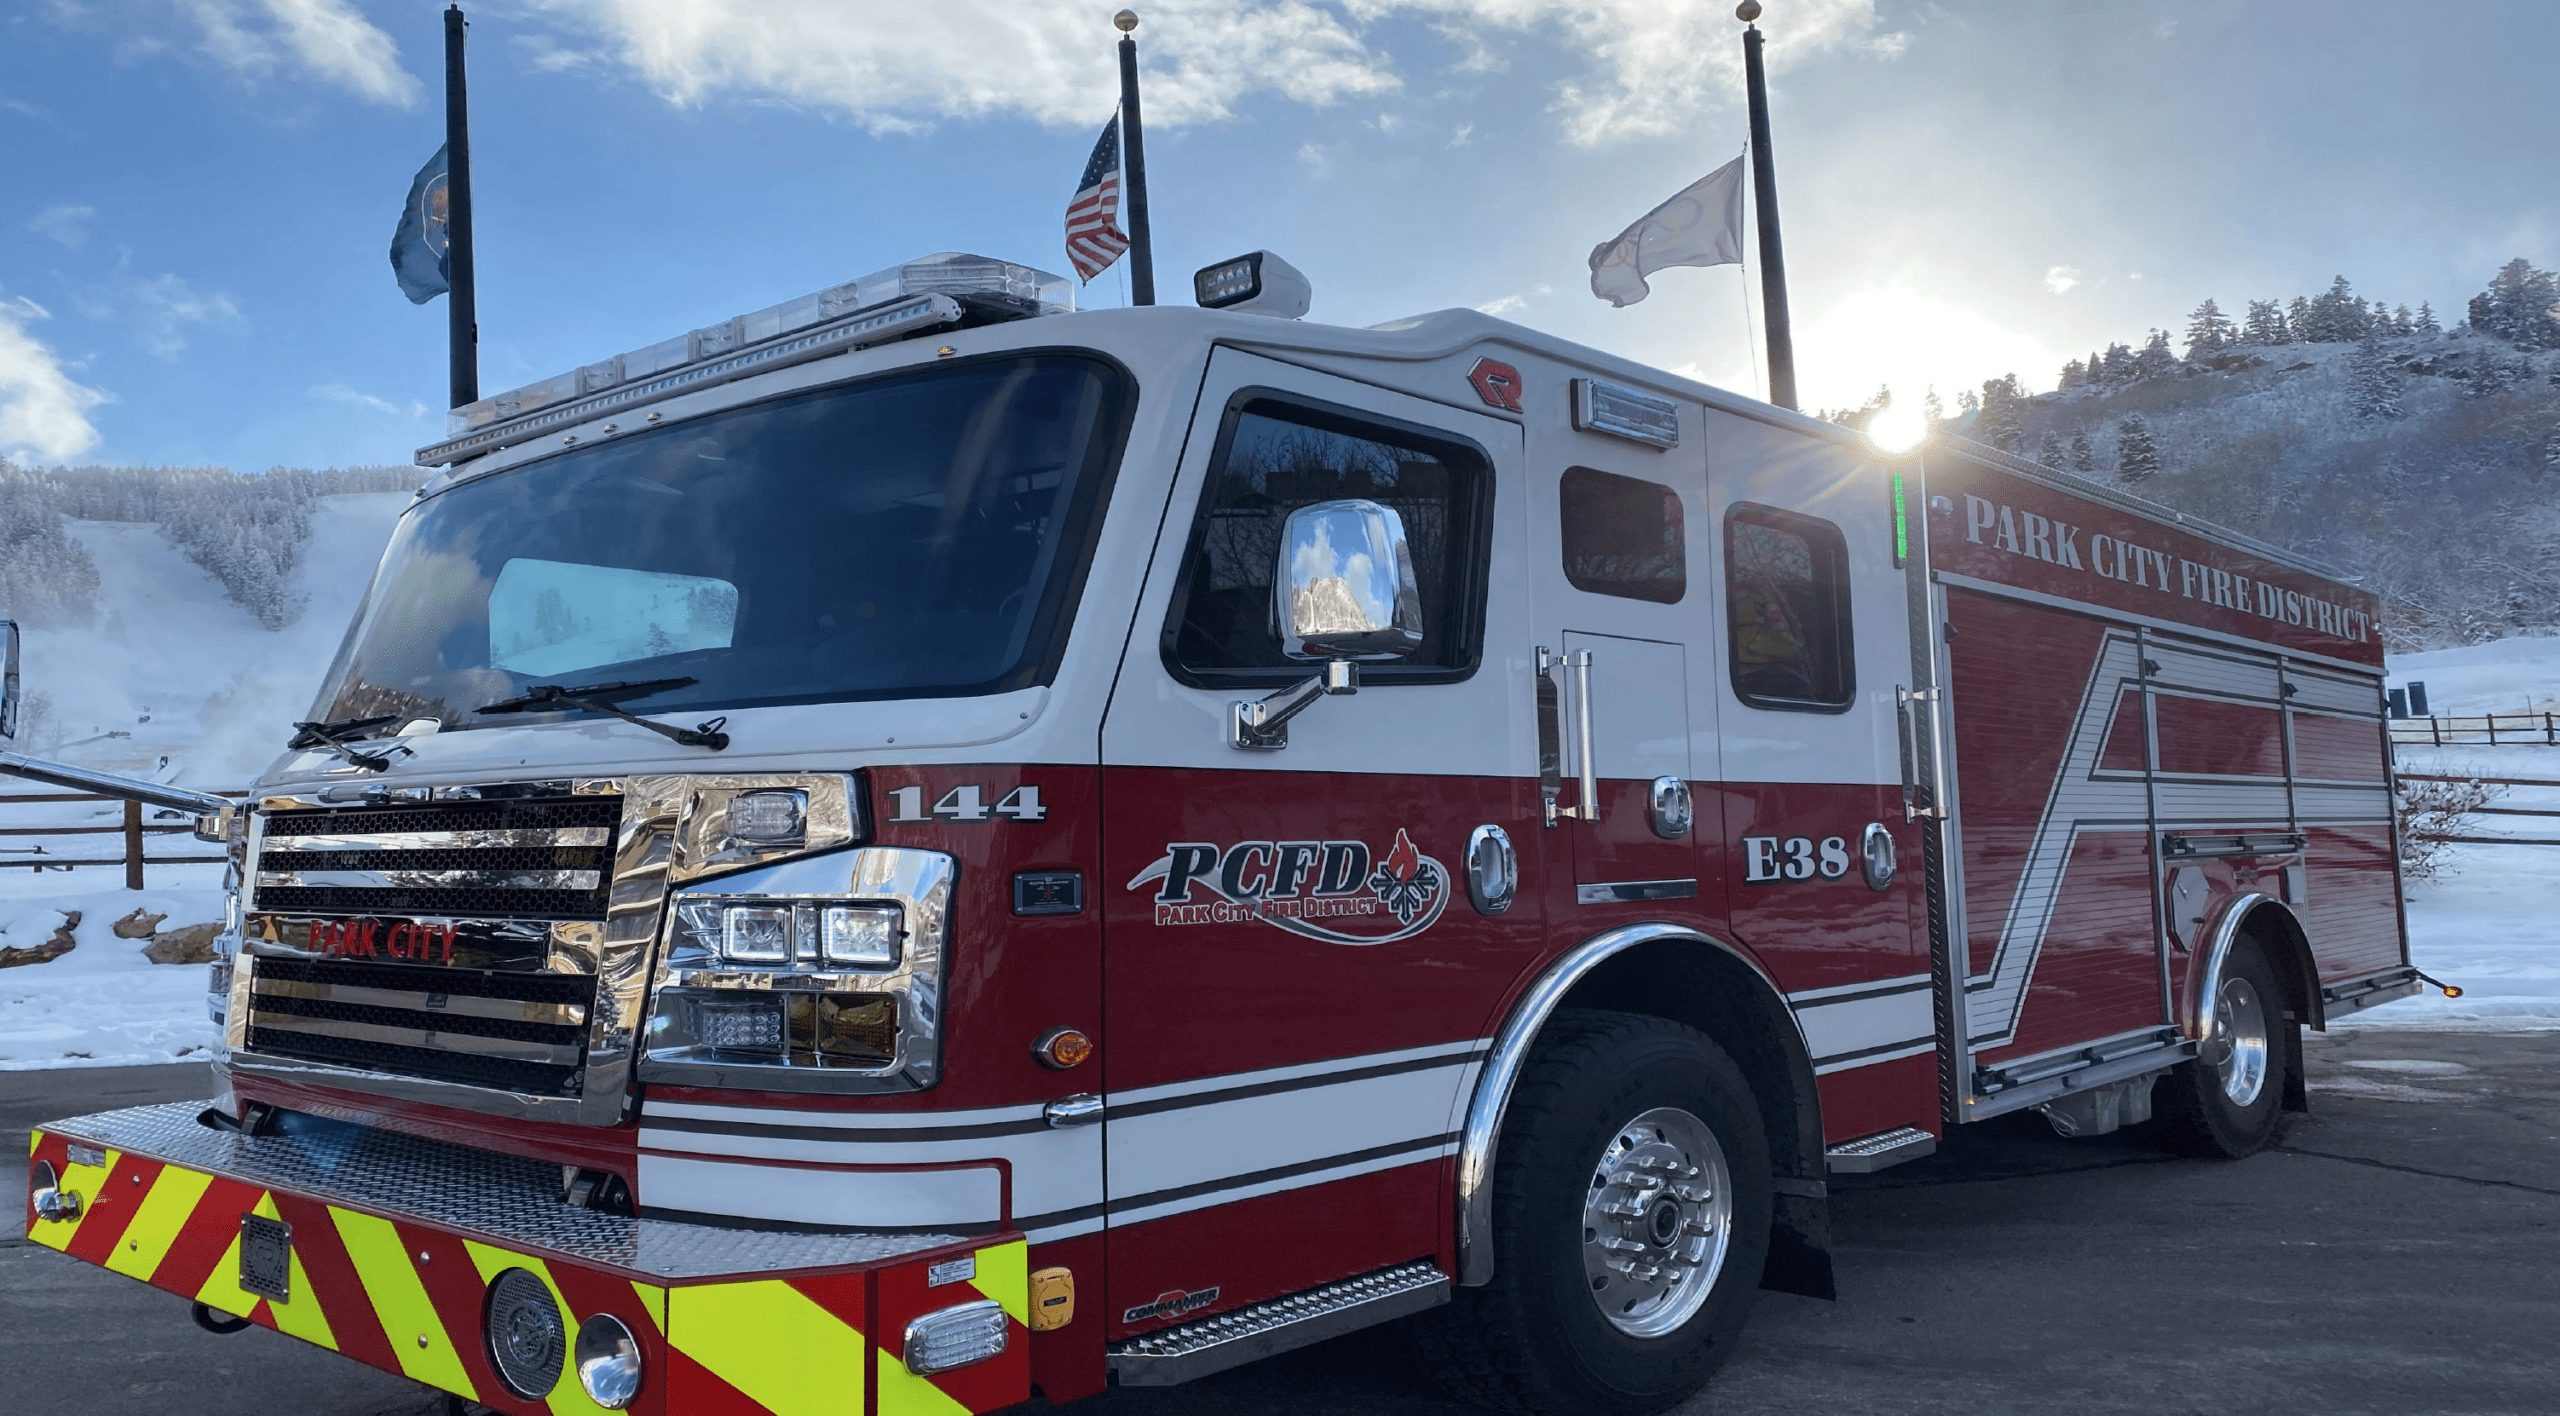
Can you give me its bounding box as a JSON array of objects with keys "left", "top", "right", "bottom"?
[
  {"left": 2153, "top": 934, "right": 2293, "bottom": 1158},
  {"left": 1418, "top": 1009, "right": 1771, "bottom": 1415}
]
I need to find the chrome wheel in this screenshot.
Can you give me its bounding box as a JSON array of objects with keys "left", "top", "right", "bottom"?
[
  {"left": 2205, "top": 975, "right": 2270, "bottom": 1107},
  {"left": 1580, "top": 1105, "right": 1733, "bottom": 1339}
]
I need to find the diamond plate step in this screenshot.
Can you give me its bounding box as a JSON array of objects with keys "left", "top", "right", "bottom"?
[
  {"left": 1108, "top": 1261, "right": 1449, "bottom": 1387},
  {"left": 1825, "top": 1126, "right": 1938, "bottom": 1174}
]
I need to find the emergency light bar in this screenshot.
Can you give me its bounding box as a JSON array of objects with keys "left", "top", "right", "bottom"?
[{"left": 418, "top": 253, "right": 1072, "bottom": 467}]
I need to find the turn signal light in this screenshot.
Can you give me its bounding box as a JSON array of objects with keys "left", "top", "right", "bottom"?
[{"left": 1036, "top": 1028, "right": 1094, "bottom": 1070}]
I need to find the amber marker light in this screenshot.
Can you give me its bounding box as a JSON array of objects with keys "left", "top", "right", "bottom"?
[{"left": 1036, "top": 1028, "right": 1095, "bottom": 1070}]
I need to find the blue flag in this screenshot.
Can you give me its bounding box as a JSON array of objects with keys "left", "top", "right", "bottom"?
[{"left": 390, "top": 145, "right": 452, "bottom": 305}]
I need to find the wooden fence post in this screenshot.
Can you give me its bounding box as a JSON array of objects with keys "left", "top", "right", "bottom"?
[{"left": 123, "top": 798, "right": 144, "bottom": 891}]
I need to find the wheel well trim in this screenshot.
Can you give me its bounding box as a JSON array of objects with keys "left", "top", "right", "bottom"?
[
  {"left": 1454, "top": 922, "right": 1810, "bottom": 1288},
  {"left": 2190, "top": 892, "right": 2321, "bottom": 1044}
]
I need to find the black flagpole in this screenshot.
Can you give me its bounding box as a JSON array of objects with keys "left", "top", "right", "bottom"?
[
  {"left": 1739, "top": 2, "right": 1795, "bottom": 411},
  {"left": 443, "top": 4, "right": 479, "bottom": 407},
  {"left": 1114, "top": 9, "right": 1156, "bottom": 306}
]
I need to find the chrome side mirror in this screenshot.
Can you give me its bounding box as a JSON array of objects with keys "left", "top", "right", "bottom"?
[
  {"left": 1231, "top": 499, "right": 1425, "bottom": 751},
  {"left": 0, "top": 619, "right": 19, "bottom": 741},
  {"left": 1275, "top": 499, "right": 1424, "bottom": 661}
]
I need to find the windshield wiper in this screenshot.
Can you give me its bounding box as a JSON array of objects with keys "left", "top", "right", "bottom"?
[
  {"left": 473, "top": 677, "right": 730, "bottom": 751},
  {"left": 287, "top": 715, "right": 405, "bottom": 772}
]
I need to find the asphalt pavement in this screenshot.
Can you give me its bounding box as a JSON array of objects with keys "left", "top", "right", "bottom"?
[{"left": 5, "top": 1028, "right": 2554, "bottom": 1416}]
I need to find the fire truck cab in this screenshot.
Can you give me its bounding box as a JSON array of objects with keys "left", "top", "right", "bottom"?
[{"left": 15, "top": 252, "right": 2416, "bottom": 1415}]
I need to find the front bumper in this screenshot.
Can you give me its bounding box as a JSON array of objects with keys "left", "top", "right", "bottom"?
[{"left": 26, "top": 1103, "right": 1029, "bottom": 1416}]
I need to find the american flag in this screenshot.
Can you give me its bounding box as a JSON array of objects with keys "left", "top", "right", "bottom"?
[{"left": 1064, "top": 114, "right": 1130, "bottom": 282}]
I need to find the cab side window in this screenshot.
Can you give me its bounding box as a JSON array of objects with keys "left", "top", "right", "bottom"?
[
  {"left": 1164, "top": 396, "right": 1490, "bottom": 685},
  {"left": 1559, "top": 466, "right": 1685, "bottom": 604},
  {"left": 1726, "top": 503, "right": 1853, "bottom": 712}
]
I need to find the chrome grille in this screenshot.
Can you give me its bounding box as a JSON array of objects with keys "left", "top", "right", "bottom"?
[
  {"left": 254, "top": 796, "right": 619, "bottom": 921},
  {"left": 242, "top": 792, "right": 622, "bottom": 1097}
]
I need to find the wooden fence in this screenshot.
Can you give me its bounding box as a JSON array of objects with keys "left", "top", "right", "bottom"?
[
  {"left": 0, "top": 789, "right": 240, "bottom": 888},
  {"left": 2391, "top": 712, "right": 2560, "bottom": 747},
  {"left": 2396, "top": 771, "right": 2560, "bottom": 848}
]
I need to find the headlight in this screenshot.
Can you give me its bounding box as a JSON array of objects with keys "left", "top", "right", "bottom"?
[
  {"left": 642, "top": 846, "right": 951, "bottom": 1093},
  {"left": 672, "top": 899, "right": 905, "bottom": 970}
]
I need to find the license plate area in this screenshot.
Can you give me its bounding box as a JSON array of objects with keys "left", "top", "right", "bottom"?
[{"left": 239, "top": 1213, "right": 292, "bottom": 1302}]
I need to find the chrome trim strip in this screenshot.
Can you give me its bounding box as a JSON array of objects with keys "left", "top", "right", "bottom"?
[
  {"left": 1573, "top": 877, "right": 1699, "bottom": 905},
  {"left": 244, "top": 1013, "right": 584, "bottom": 1066},
  {"left": 1457, "top": 923, "right": 1803, "bottom": 1288},
  {"left": 264, "top": 827, "right": 615, "bottom": 852},
  {"left": 254, "top": 868, "right": 604, "bottom": 891},
  {"left": 249, "top": 977, "right": 588, "bottom": 1027}
]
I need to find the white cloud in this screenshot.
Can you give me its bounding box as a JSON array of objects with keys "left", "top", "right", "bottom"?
[
  {"left": 28, "top": 203, "right": 97, "bottom": 248},
  {"left": 1296, "top": 141, "right": 1334, "bottom": 177},
  {"left": 180, "top": 0, "right": 420, "bottom": 109},
  {"left": 1475, "top": 293, "right": 1528, "bottom": 316},
  {"left": 0, "top": 296, "right": 109, "bottom": 464},
  {"left": 518, "top": 1, "right": 1899, "bottom": 144},
  {"left": 522, "top": 0, "right": 1394, "bottom": 133},
  {"left": 1363, "top": 0, "right": 1907, "bottom": 144},
  {"left": 2153, "top": 17, "right": 2178, "bottom": 40},
  {"left": 1449, "top": 120, "right": 1474, "bottom": 147},
  {"left": 121, "top": 273, "right": 245, "bottom": 360},
  {"left": 2043, "top": 264, "right": 2082, "bottom": 295},
  {"left": 313, "top": 383, "right": 426, "bottom": 419}
]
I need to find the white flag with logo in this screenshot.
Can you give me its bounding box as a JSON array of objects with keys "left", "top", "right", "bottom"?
[{"left": 1587, "top": 155, "right": 1748, "bottom": 308}]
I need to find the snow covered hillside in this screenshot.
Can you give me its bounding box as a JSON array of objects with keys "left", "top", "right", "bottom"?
[{"left": 11, "top": 491, "right": 408, "bottom": 787}]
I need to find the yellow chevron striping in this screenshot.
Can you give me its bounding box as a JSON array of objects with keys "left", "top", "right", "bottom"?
[
  {"left": 874, "top": 1349, "right": 974, "bottom": 1416},
  {"left": 627, "top": 1281, "right": 664, "bottom": 1332},
  {"left": 103, "top": 1165, "right": 211, "bottom": 1281},
  {"left": 333, "top": 1208, "right": 474, "bottom": 1397},
  {"left": 671, "top": 1278, "right": 864, "bottom": 1416},
  {"left": 964, "top": 1240, "right": 1029, "bottom": 1326}
]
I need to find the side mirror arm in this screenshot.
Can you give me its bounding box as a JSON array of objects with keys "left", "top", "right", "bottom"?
[{"left": 1229, "top": 661, "right": 1357, "bottom": 751}]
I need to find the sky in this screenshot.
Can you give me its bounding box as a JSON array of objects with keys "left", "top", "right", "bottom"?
[{"left": 2, "top": 0, "right": 2556, "bottom": 470}]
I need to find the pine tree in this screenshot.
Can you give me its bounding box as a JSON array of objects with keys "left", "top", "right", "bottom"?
[
  {"left": 2391, "top": 304, "right": 2414, "bottom": 336},
  {"left": 2415, "top": 301, "right": 2441, "bottom": 335},
  {"left": 2059, "top": 358, "right": 2086, "bottom": 389},
  {"left": 2115, "top": 415, "right": 2161, "bottom": 485},
  {"left": 1975, "top": 374, "right": 2027, "bottom": 451},
  {"left": 1956, "top": 388, "right": 1981, "bottom": 416},
  {"left": 2134, "top": 329, "right": 2177, "bottom": 378},
  {"left": 2306, "top": 275, "right": 2367, "bottom": 342},
  {"left": 2088, "top": 349, "right": 2105, "bottom": 382},
  {"left": 2349, "top": 328, "right": 2402, "bottom": 420},
  {"left": 2242, "top": 299, "right": 2288, "bottom": 346},
  {"left": 1922, "top": 388, "right": 1944, "bottom": 424},
  {"left": 2474, "top": 258, "right": 2560, "bottom": 350},
  {"left": 2069, "top": 430, "right": 2095, "bottom": 473},
  {"left": 2287, "top": 295, "right": 2315, "bottom": 344},
  {"left": 2184, "top": 299, "right": 2235, "bottom": 359},
  {"left": 2037, "top": 432, "right": 2067, "bottom": 469},
  {"left": 2099, "top": 342, "right": 2135, "bottom": 382}
]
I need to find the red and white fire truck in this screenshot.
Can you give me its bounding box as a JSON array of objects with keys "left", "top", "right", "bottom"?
[{"left": 9, "top": 250, "right": 2417, "bottom": 1415}]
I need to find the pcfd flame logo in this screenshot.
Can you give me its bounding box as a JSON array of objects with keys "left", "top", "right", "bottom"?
[{"left": 1127, "top": 828, "right": 1451, "bottom": 945}]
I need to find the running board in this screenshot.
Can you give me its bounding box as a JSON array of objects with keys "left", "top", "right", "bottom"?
[
  {"left": 1825, "top": 1127, "right": 1937, "bottom": 1173},
  {"left": 1107, "top": 1261, "right": 1449, "bottom": 1387}
]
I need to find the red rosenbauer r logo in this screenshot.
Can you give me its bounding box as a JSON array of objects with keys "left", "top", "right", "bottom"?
[
  {"left": 1466, "top": 357, "right": 1524, "bottom": 412},
  {"left": 1126, "top": 828, "right": 1451, "bottom": 946}
]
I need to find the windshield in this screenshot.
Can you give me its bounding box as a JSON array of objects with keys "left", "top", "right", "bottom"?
[{"left": 310, "top": 352, "right": 1131, "bottom": 730}]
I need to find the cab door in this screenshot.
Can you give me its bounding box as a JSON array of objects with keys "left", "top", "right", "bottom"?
[
  {"left": 1095, "top": 348, "right": 1542, "bottom": 1335},
  {"left": 1526, "top": 450, "right": 1712, "bottom": 917}
]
